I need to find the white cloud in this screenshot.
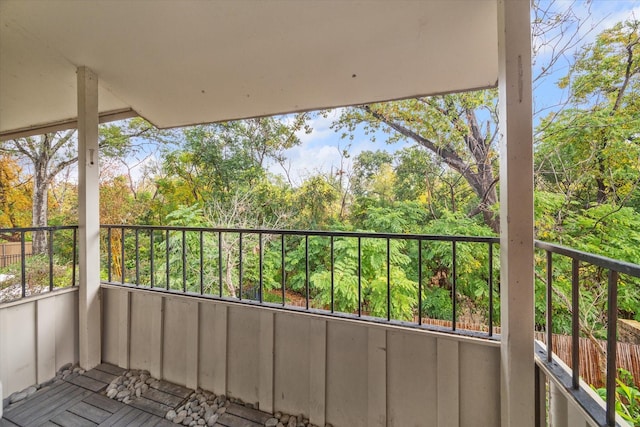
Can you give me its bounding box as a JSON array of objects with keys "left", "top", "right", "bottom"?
[{"left": 533, "top": 1, "right": 640, "bottom": 65}]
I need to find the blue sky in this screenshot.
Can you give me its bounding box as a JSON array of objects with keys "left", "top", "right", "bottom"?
[
  {"left": 121, "top": 1, "right": 640, "bottom": 187},
  {"left": 264, "top": 0, "right": 640, "bottom": 185}
]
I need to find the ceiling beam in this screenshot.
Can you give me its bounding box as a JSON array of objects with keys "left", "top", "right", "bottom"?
[{"left": 0, "top": 108, "right": 137, "bottom": 141}]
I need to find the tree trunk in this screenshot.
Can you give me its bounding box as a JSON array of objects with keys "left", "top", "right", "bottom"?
[
  {"left": 363, "top": 105, "right": 500, "bottom": 233},
  {"left": 32, "top": 156, "right": 49, "bottom": 254}
]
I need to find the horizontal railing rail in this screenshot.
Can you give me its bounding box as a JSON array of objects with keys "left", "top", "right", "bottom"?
[
  {"left": 534, "top": 239, "right": 640, "bottom": 427},
  {"left": 100, "top": 225, "right": 500, "bottom": 339},
  {"left": 0, "top": 226, "right": 78, "bottom": 302}
]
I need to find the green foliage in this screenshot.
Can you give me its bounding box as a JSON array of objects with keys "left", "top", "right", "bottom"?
[
  {"left": 421, "top": 287, "right": 453, "bottom": 320},
  {"left": 0, "top": 254, "right": 75, "bottom": 293},
  {"left": 306, "top": 237, "right": 418, "bottom": 321},
  {"left": 536, "top": 20, "right": 640, "bottom": 206},
  {"left": 596, "top": 369, "right": 640, "bottom": 425}
]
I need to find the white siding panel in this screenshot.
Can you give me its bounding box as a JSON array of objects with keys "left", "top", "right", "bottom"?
[
  {"left": 459, "top": 342, "right": 500, "bottom": 427},
  {"left": 325, "top": 320, "right": 368, "bottom": 427},
  {"left": 101, "top": 287, "right": 119, "bottom": 364},
  {"left": 130, "top": 291, "right": 162, "bottom": 373},
  {"left": 54, "top": 291, "right": 78, "bottom": 370},
  {"left": 0, "top": 302, "right": 36, "bottom": 397},
  {"left": 387, "top": 330, "right": 438, "bottom": 427},
  {"left": 162, "top": 297, "right": 189, "bottom": 385},
  {"left": 227, "top": 305, "right": 260, "bottom": 403},
  {"left": 274, "top": 313, "right": 310, "bottom": 417}
]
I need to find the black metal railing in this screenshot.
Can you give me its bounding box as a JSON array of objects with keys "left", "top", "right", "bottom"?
[
  {"left": 100, "top": 225, "right": 500, "bottom": 338},
  {"left": 0, "top": 226, "right": 78, "bottom": 302},
  {"left": 535, "top": 240, "right": 640, "bottom": 427}
]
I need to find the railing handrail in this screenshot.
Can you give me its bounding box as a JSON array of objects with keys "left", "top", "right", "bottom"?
[
  {"left": 535, "top": 239, "right": 640, "bottom": 278},
  {"left": 101, "top": 224, "right": 500, "bottom": 244},
  {"left": 0, "top": 225, "right": 78, "bottom": 234},
  {"left": 100, "top": 224, "right": 500, "bottom": 339}
]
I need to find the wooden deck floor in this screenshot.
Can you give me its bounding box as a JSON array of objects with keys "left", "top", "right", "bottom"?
[{"left": 1, "top": 364, "right": 270, "bottom": 427}]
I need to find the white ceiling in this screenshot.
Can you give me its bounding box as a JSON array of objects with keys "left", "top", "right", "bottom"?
[{"left": 0, "top": 0, "right": 498, "bottom": 139}]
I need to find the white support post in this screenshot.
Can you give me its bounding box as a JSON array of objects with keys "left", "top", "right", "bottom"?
[
  {"left": 78, "top": 66, "right": 102, "bottom": 369},
  {"left": 498, "top": 1, "right": 534, "bottom": 426}
]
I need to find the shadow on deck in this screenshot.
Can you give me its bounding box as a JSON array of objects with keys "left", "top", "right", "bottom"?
[{"left": 1, "top": 364, "right": 271, "bottom": 427}]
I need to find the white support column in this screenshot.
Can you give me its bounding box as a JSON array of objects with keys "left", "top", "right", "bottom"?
[
  {"left": 78, "top": 66, "right": 102, "bottom": 369},
  {"left": 498, "top": 1, "right": 534, "bottom": 426}
]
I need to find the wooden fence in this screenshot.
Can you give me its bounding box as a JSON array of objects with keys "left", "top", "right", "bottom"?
[
  {"left": 419, "top": 318, "right": 640, "bottom": 390},
  {"left": 0, "top": 242, "right": 32, "bottom": 268}
]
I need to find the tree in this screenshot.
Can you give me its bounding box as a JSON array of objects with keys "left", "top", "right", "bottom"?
[
  {"left": 1, "top": 118, "right": 167, "bottom": 252},
  {"left": 0, "top": 156, "right": 31, "bottom": 230},
  {"left": 536, "top": 20, "right": 640, "bottom": 207},
  {"left": 333, "top": 90, "right": 500, "bottom": 232},
  {"left": 157, "top": 116, "right": 305, "bottom": 217}
]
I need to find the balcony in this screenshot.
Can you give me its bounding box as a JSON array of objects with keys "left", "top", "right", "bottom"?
[
  {"left": 0, "top": 225, "right": 634, "bottom": 426},
  {"left": 0, "top": 1, "right": 588, "bottom": 426}
]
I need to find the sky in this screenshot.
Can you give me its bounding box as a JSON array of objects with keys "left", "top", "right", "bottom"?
[
  {"left": 118, "top": 1, "right": 640, "bottom": 187},
  {"left": 261, "top": 0, "right": 640, "bottom": 185}
]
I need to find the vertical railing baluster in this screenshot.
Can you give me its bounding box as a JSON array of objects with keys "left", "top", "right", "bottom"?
[
  {"left": 488, "top": 242, "right": 493, "bottom": 336},
  {"left": 20, "top": 231, "right": 26, "bottom": 297},
  {"left": 330, "top": 236, "right": 334, "bottom": 313},
  {"left": 135, "top": 229, "right": 140, "bottom": 286},
  {"left": 281, "top": 234, "right": 285, "bottom": 306},
  {"left": 107, "top": 227, "right": 112, "bottom": 282},
  {"left": 72, "top": 227, "right": 77, "bottom": 287},
  {"left": 199, "top": 230, "right": 204, "bottom": 295},
  {"left": 387, "top": 238, "right": 391, "bottom": 321},
  {"left": 606, "top": 270, "right": 619, "bottom": 427},
  {"left": 218, "top": 231, "right": 223, "bottom": 297},
  {"left": 48, "top": 228, "right": 54, "bottom": 291},
  {"left": 452, "top": 240, "right": 457, "bottom": 331},
  {"left": 418, "top": 239, "right": 423, "bottom": 326},
  {"left": 571, "top": 258, "right": 580, "bottom": 389},
  {"left": 150, "top": 230, "right": 155, "bottom": 288},
  {"left": 546, "top": 251, "right": 553, "bottom": 363},
  {"left": 358, "top": 237, "right": 362, "bottom": 317},
  {"left": 182, "top": 230, "right": 187, "bottom": 292},
  {"left": 239, "top": 232, "right": 243, "bottom": 300},
  {"left": 259, "top": 232, "right": 263, "bottom": 303},
  {"left": 165, "top": 229, "right": 170, "bottom": 290},
  {"left": 305, "top": 235, "right": 309, "bottom": 310},
  {"left": 121, "top": 227, "right": 125, "bottom": 285}
]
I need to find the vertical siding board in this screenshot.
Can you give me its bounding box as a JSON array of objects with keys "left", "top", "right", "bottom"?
[
  {"left": 198, "top": 302, "right": 217, "bottom": 391},
  {"left": 325, "top": 321, "right": 368, "bottom": 427},
  {"left": 459, "top": 342, "right": 500, "bottom": 427},
  {"left": 387, "top": 331, "right": 437, "bottom": 427},
  {"left": 101, "top": 288, "right": 119, "bottom": 365},
  {"left": 367, "top": 328, "right": 386, "bottom": 427},
  {"left": 258, "top": 311, "right": 274, "bottom": 412},
  {"left": 211, "top": 304, "right": 228, "bottom": 396},
  {"left": 226, "top": 306, "right": 260, "bottom": 403},
  {"left": 437, "top": 339, "right": 459, "bottom": 427},
  {"left": 118, "top": 290, "right": 130, "bottom": 369},
  {"left": 308, "top": 318, "right": 326, "bottom": 427},
  {"left": 149, "top": 294, "right": 164, "bottom": 379},
  {"left": 185, "top": 300, "right": 199, "bottom": 390},
  {"left": 162, "top": 298, "right": 188, "bottom": 385},
  {"left": 274, "top": 314, "right": 311, "bottom": 417},
  {"left": 0, "top": 303, "right": 36, "bottom": 397},
  {"left": 36, "top": 297, "right": 56, "bottom": 384},
  {"left": 129, "top": 291, "right": 163, "bottom": 378}
]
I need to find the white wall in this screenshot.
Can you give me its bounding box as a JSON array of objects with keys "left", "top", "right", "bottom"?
[
  {"left": 0, "top": 288, "right": 79, "bottom": 398},
  {"left": 102, "top": 285, "right": 501, "bottom": 427}
]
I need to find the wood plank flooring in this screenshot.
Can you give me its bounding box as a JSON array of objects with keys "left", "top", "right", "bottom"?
[{"left": 1, "top": 364, "right": 268, "bottom": 427}]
